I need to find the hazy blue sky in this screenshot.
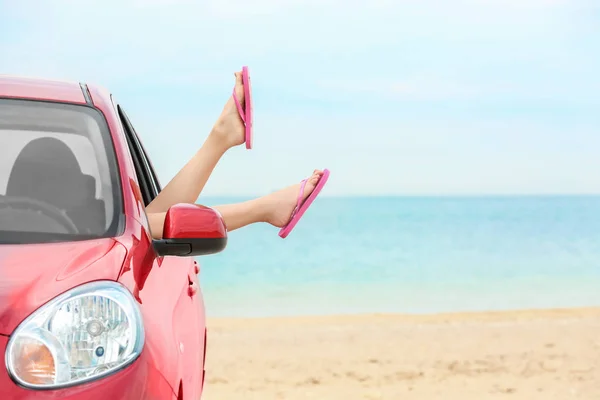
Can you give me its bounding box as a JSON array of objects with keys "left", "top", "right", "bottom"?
[{"left": 1, "top": 0, "right": 599, "bottom": 196}]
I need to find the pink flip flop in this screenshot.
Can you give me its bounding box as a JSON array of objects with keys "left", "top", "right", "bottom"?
[
  {"left": 232, "top": 66, "right": 253, "bottom": 149},
  {"left": 279, "top": 169, "right": 330, "bottom": 239}
]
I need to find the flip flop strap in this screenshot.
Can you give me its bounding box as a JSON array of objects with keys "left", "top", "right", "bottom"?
[
  {"left": 288, "top": 179, "right": 308, "bottom": 221},
  {"left": 232, "top": 89, "right": 246, "bottom": 122}
]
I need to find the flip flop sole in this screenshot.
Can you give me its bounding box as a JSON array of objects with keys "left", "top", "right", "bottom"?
[
  {"left": 278, "top": 169, "right": 330, "bottom": 238},
  {"left": 242, "top": 66, "right": 253, "bottom": 149},
  {"left": 232, "top": 66, "right": 253, "bottom": 150}
]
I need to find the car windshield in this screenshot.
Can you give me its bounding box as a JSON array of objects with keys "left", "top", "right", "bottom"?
[{"left": 0, "top": 98, "right": 122, "bottom": 244}]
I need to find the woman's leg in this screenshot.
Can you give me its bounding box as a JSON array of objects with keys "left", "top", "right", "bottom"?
[
  {"left": 148, "top": 170, "right": 323, "bottom": 239},
  {"left": 146, "top": 71, "right": 248, "bottom": 214},
  {"left": 148, "top": 198, "right": 264, "bottom": 239},
  {"left": 145, "top": 133, "right": 227, "bottom": 214}
]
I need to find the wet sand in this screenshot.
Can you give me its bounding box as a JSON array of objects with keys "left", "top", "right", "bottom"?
[{"left": 202, "top": 308, "right": 600, "bottom": 399}]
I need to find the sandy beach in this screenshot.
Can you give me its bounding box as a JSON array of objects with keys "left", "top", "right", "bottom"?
[{"left": 202, "top": 308, "right": 600, "bottom": 399}]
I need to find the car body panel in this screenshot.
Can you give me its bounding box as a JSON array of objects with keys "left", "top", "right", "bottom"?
[{"left": 0, "top": 76, "right": 207, "bottom": 399}]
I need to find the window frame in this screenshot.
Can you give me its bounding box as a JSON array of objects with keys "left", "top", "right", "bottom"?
[{"left": 116, "top": 105, "right": 161, "bottom": 207}]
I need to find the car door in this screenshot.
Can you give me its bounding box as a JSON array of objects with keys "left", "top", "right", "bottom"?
[{"left": 117, "top": 107, "right": 205, "bottom": 400}]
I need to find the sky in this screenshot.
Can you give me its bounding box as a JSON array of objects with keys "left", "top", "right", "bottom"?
[{"left": 1, "top": 0, "right": 599, "bottom": 196}]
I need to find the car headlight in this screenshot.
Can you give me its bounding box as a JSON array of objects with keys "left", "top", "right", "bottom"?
[{"left": 5, "top": 281, "right": 144, "bottom": 389}]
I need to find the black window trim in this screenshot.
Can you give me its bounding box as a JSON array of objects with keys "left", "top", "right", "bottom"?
[
  {"left": 117, "top": 107, "right": 154, "bottom": 206},
  {"left": 137, "top": 138, "right": 162, "bottom": 194},
  {"left": 121, "top": 109, "right": 162, "bottom": 194},
  {"left": 116, "top": 105, "right": 162, "bottom": 208}
]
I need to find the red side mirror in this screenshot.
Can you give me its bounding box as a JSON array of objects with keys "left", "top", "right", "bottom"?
[{"left": 153, "top": 204, "right": 227, "bottom": 257}]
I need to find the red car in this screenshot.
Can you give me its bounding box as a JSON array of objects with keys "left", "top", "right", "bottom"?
[{"left": 0, "top": 76, "right": 227, "bottom": 399}]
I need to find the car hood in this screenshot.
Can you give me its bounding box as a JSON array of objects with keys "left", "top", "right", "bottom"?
[{"left": 0, "top": 238, "right": 127, "bottom": 335}]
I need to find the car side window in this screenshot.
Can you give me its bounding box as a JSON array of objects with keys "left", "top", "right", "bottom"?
[
  {"left": 119, "top": 108, "right": 162, "bottom": 193},
  {"left": 133, "top": 129, "right": 162, "bottom": 195},
  {"left": 117, "top": 105, "right": 158, "bottom": 206}
]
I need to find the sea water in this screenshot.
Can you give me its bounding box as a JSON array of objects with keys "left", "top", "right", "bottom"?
[{"left": 197, "top": 196, "right": 600, "bottom": 317}]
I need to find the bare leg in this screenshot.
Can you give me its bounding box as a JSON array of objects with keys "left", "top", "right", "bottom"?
[
  {"left": 148, "top": 170, "right": 323, "bottom": 239},
  {"left": 145, "top": 134, "right": 227, "bottom": 214},
  {"left": 212, "top": 199, "right": 267, "bottom": 231},
  {"left": 148, "top": 198, "right": 264, "bottom": 239},
  {"left": 146, "top": 71, "right": 247, "bottom": 214}
]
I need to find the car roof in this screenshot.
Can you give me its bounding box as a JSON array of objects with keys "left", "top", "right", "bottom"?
[{"left": 0, "top": 75, "right": 107, "bottom": 105}]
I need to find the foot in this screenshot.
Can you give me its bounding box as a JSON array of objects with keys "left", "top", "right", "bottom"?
[
  {"left": 211, "top": 71, "right": 246, "bottom": 149},
  {"left": 261, "top": 170, "right": 324, "bottom": 228}
]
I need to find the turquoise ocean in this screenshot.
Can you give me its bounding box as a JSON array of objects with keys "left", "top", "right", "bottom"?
[{"left": 197, "top": 196, "right": 600, "bottom": 318}]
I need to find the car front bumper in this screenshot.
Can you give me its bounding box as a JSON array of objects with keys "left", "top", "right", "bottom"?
[{"left": 0, "top": 335, "right": 176, "bottom": 400}]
